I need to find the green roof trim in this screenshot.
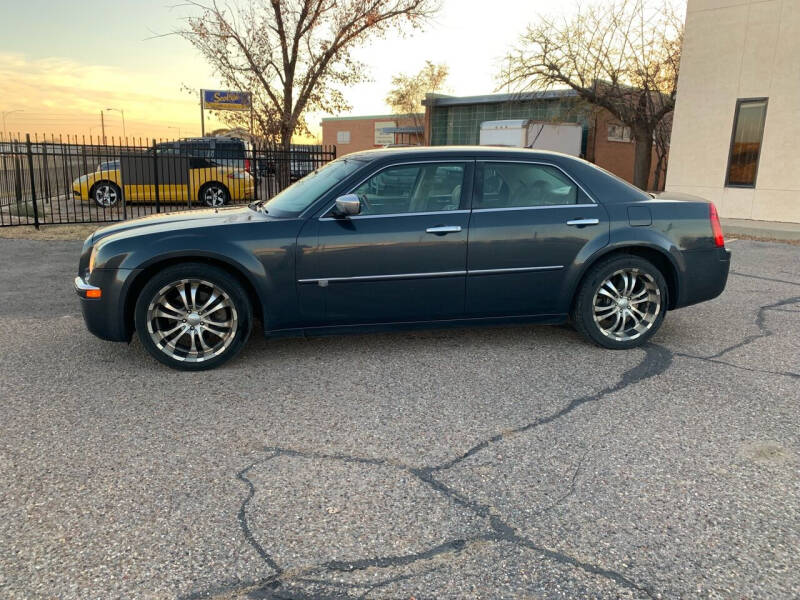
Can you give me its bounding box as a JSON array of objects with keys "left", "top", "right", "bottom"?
[{"left": 320, "top": 113, "right": 423, "bottom": 123}]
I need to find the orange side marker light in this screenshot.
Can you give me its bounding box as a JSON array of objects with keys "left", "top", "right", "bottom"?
[{"left": 86, "top": 288, "right": 102, "bottom": 299}]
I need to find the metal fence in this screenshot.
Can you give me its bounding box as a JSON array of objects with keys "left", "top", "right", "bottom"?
[{"left": 0, "top": 133, "right": 336, "bottom": 227}]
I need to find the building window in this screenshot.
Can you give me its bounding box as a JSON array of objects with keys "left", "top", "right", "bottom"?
[
  {"left": 336, "top": 130, "right": 351, "bottom": 144},
  {"left": 607, "top": 124, "right": 631, "bottom": 142},
  {"left": 726, "top": 98, "right": 768, "bottom": 188}
]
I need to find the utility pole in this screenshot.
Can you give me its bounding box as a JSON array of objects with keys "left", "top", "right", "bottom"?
[
  {"left": 200, "top": 89, "right": 205, "bottom": 137},
  {"left": 105, "top": 108, "right": 126, "bottom": 140},
  {"left": 100, "top": 110, "right": 106, "bottom": 144}
]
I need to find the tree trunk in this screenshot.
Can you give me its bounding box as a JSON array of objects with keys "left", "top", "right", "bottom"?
[
  {"left": 277, "top": 124, "right": 293, "bottom": 190},
  {"left": 632, "top": 126, "right": 653, "bottom": 190}
]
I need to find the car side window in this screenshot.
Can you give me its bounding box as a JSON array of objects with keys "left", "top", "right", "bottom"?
[
  {"left": 215, "top": 142, "right": 245, "bottom": 160},
  {"left": 476, "top": 162, "right": 588, "bottom": 208},
  {"left": 352, "top": 163, "right": 466, "bottom": 216}
]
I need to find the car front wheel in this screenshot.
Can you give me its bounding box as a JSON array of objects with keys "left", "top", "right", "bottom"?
[
  {"left": 571, "top": 255, "right": 667, "bottom": 349},
  {"left": 134, "top": 263, "right": 252, "bottom": 370}
]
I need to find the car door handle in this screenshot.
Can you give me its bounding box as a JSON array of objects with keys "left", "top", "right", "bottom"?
[
  {"left": 426, "top": 225, "right": 462, "bottom": 234},
  {"left": 566, "top": 218, "right": 600, "bottom": 227}
]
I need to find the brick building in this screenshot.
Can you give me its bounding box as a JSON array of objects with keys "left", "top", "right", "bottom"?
[
  {"left": 321, "top": 113, "right": 424, "bottom": 153},
  {"left": 321, "top": 91, "right": 665, "bottom": 190},
  {"left": 424, "top": 91, "right": 664, "bottom": 190}
]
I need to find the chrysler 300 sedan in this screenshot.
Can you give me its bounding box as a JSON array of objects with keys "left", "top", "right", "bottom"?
[{"left": 74, "top": 147, "right": 730, "bottom": 370}]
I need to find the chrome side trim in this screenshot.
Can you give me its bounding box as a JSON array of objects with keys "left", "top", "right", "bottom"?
[
  {"left": 468, "top": 265, "right": 563, "bottom": 275},
  {"left": 320, "top": 209, "right": 469, "bottom": 221},
  {"left": 473, "top": 203, "right": 598, "bottom": 213},
  {"left": 298, "top": 270, "right": 467, "bottom": 285},
  {"left": 298, "top": 265, "right": 564, "bottom": 285}
]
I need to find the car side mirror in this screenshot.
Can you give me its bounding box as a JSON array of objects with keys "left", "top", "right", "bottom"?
[{"left": 333, "top": 194, "right": 361, "bottom": 217}]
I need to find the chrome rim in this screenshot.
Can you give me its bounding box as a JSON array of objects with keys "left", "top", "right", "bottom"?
[
  {"left": 203, "top": 186, "right": 226, "bottom": 207},
  {"left": 146, "top": 279, "right": 238, "bottom": 363},
  {"left": 592, "top": 268, "right": 661, "bottom": 341},
  {"left": 95, "top": 184, "right": 119, "bottom": 207}
]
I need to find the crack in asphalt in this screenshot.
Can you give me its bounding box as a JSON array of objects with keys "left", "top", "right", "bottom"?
[
  {"left": 673, "top": 287, "right": 800, "bottom": 379},
  {"left": 197, "top": 271, "right": 800, "bottom": 599},
  {"left": 429, "top": 343, "right": 674, "bottom": 473},
  {"left": 730, "top": 270, "right": 800, "bottom": 287},
  {"left": 671, "top": 271, "right": 800, "bottom": 378},
  {"left": 236, "top": 453, "right": 283, "bottom": 575},
  {"left": 197, "top": 344, "right": 672, "bottom": 599},
  {"left": 701, "top": 295, "right": 800, "bottom": 361}
]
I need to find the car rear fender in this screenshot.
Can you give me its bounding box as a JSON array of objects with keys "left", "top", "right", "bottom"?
[{"left": 563, "top": 229, "right": 685, "bottom": 312}]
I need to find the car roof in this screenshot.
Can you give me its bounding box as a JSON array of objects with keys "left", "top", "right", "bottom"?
[
  {"left": 160, "top": 136, "right": 245, "bottom": 144},
  {"left": 345, "top": 145, "right": 581, "bottom": 163},
  {"left": 341, "top": 145, "right": 651, "bottom": 204}
]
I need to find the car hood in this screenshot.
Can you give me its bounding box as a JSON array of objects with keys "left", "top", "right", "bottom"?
[{"left": 91, "top": 206, "right": 258, "bottom": 243}]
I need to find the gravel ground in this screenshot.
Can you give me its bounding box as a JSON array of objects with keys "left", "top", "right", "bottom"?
[{"left": 0, "top": 237, "right": 798, "bottom": 599}]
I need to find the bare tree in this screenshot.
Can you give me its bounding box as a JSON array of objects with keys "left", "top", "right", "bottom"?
[
  {"left": 385, "top": 61, "right": 448, "bottom": 139},
  {"left": 504, "top": 0, "right": 683, "bottom": 189},
  {"left": 178, "top": 0, "right": 440, "bottom": 153}
]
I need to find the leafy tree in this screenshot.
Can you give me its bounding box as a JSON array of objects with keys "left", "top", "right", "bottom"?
[
  {"left": 178, "top": 0, "right": 440, "bottom": 152},
  {"left": 385, "top": 61, "right": 448, "bottom": 139},
  {"left": 504, "top": 0, "right": 683, "bottom": 189}
]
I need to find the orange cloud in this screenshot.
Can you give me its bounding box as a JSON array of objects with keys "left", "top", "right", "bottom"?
[{"left": 0, "top": 52, "right": 221, "bottom": 140}]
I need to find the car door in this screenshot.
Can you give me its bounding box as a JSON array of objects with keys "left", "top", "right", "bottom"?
[
  {"left": 466, "top": 160, "right": 609, "bottom": 316},
  {"left": 296, "top": 161, "right": 473, "bottom": 325}
]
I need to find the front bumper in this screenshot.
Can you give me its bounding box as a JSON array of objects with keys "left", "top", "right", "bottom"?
[{"left": 74, "top": 270, "right": 135, "bottom": 342}]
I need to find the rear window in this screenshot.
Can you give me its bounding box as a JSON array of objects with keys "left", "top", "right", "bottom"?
[{"left": 214, "top": 142, "right": 245, "bottom": 160}]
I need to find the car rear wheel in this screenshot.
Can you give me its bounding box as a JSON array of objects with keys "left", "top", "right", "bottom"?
[
  {"left": 571, "top": 255, "right": 667, "bottom": 349},
  {"left": 134, "top": 263, "right": 252, "bottom": 370},
  {"left": 90, "top": 181, "right": 121, "bottom": 207},
  {"left": 200, "top": 182, "right": 230, "bottom": 207}
]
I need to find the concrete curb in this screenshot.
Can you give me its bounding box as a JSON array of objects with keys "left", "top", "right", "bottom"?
[{"left": 721, "top": 218, "right": 800, "bottom": 242}]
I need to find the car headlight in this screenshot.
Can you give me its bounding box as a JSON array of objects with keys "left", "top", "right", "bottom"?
[{"left": 88, "top": 246, "right": 98, "bottom": 274}]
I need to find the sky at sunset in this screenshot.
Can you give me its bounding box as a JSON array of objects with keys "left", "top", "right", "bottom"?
[{"left": 1, "top": 0, "right": 574, "bottom": 141}]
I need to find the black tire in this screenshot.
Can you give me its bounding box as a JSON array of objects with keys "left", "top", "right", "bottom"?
[
  {"left": 90, "top": 181, "right": 122, "bottom": 208},
  {"left": 571, "top": 254, "right": 668, "bottom": 349},
  {"left": 199, "top": 182, "right": 230, "bottom": 207},
  {"left": 134, "top": 263, "right": 252, "bottom": 371}
]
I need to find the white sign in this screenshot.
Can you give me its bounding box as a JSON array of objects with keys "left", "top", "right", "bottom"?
[{"left": 374, "top": 121, "right": 396, "bottom": 145}]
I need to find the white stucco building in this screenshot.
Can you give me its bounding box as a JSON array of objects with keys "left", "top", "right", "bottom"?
[{"left": 666, "top": 0, "right": 800, "bottom": 223}]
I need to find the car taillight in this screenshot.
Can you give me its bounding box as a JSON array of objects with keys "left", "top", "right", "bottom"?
[
  {"left": 245, "top": 158, "right": 251, "bottom": 172},
  {"left": 709, "top": 202, "right": 724, "bottom": 247}
]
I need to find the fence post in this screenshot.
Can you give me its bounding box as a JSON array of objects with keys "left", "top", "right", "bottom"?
[
  {"left": 41, "top": 140, "right": 51, "bottom": 206},
  {"left": 152, "top": 139, "right": 160, "bottom": 213},
  {"left": 14, "top": 156, "right": 23, "bottom": 206},
  {"left": 25, "top": 134, "right": 40, "bottom": 230}
]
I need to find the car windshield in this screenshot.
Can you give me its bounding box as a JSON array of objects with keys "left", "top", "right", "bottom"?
[{"left": 261, "top": 157, "right": 368, "bottom": 217}]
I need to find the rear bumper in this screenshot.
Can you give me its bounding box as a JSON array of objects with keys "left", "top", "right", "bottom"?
[{"left": 675, "top": 247, "right": 731, "bottom": 309}]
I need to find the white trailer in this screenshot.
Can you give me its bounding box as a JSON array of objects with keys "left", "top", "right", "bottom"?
[{"left": 479, "top": 119, "right": 583, "bottom": 156}]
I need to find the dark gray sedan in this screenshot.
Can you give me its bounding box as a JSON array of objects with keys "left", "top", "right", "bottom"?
[{"left": 74, "top": 147, "right": 730, "bottom": 370}]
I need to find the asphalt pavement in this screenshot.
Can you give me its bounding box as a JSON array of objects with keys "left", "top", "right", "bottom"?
[{"left": 0, "top": 236, "right": 798, "bottom": 599}]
